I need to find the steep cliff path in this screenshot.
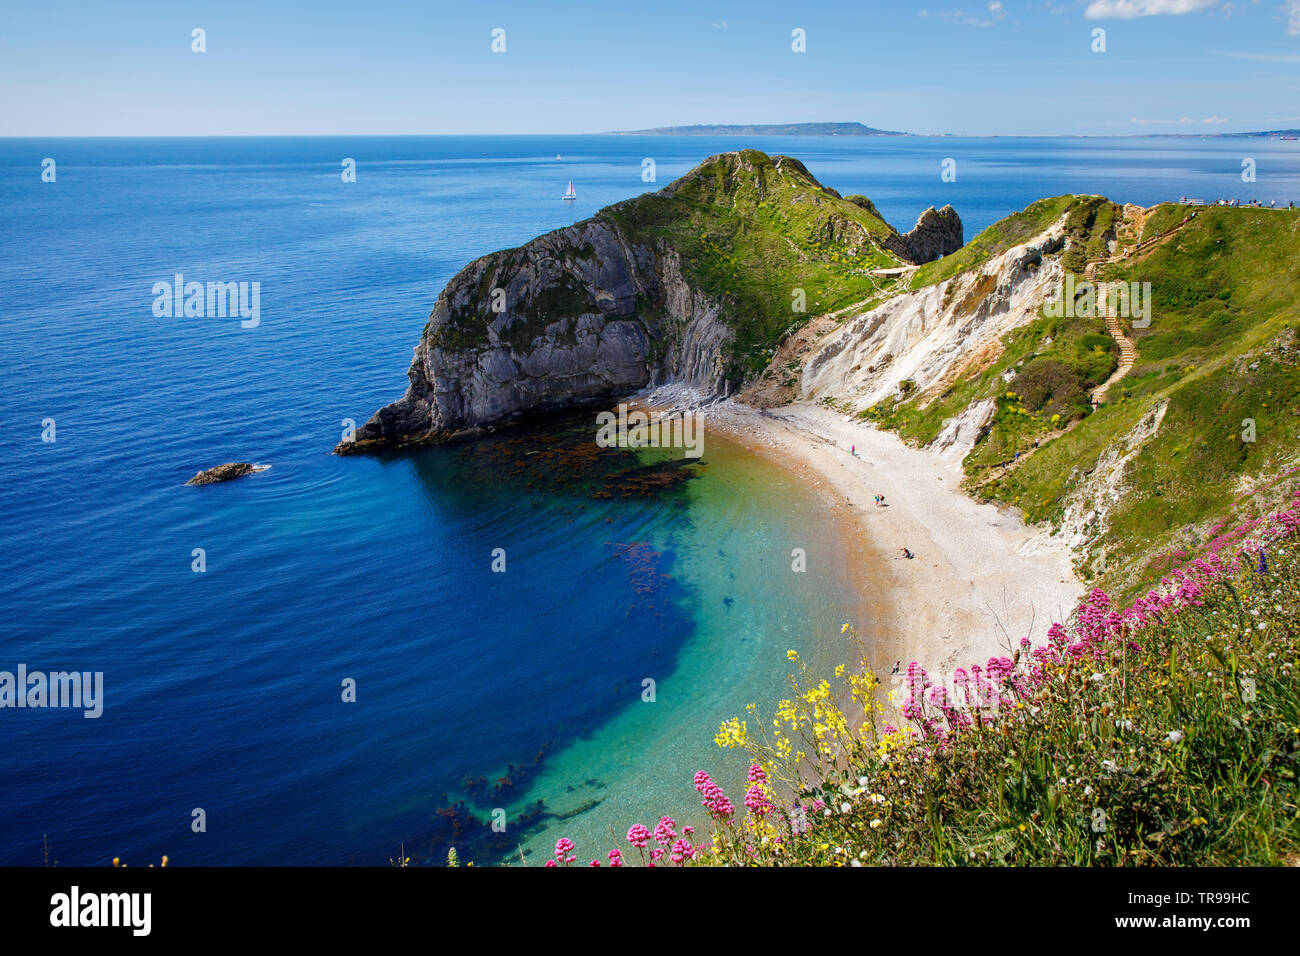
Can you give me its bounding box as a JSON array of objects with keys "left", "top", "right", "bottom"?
[
  {"left": 1084, "top": 208, "right": 1198, "bottom": 404},
  {"left": 1085, "top": 207, "right": 1198, "bottom": 277},
  {"left": 1089, "top": 309, "right": 1138, "bottom": 405}
]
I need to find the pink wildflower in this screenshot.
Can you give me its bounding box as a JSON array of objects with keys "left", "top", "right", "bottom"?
[{"left": 744, "top": 783, "right": 774, "bottom": 816}]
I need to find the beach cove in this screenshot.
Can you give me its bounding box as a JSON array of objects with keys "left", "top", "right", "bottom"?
[
  {"left": 4, "top": 133, "right": 1292, "bottom": 865},
  {"left": 697, "top": 400, "right": 1083, "bottom": 715}
]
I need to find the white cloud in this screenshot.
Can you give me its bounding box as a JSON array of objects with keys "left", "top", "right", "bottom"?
[
  {"left": 989, "top": 1, "right": 1008, "bottom": 18},
  {"left": 1085, "top": 0, "right": 1219, "bottom": 19},
  {"left": 1285, "top": 1, "right": 1300, "bottom": 35}
]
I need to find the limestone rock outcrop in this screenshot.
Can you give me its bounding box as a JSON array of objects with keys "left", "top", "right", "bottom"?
[
  {"left": 338, "top": 150, "right": 952, "bottom": 453},
  {"left": 882, "top": 205, "right": 964, "bottom": 264}
]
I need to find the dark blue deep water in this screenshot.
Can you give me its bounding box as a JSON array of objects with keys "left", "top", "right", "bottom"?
[{"left": 2, "top": 135, "right": 1298, "bottom": 865}]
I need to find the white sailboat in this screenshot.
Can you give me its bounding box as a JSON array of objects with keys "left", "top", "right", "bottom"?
[{"left": 562, "top": 180, "right": 577, "bottom": 201}]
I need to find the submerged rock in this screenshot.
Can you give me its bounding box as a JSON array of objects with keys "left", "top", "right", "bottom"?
[{"left": 185, "top": 462, "right": 265, "bottom": 485}]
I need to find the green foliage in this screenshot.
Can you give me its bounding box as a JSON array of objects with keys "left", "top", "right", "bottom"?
[
  {"left": 605, "top": 151, "right": 910, "bottom": 378},
  {"left": 1141, "top": 202, "right": 1189, "bottom": 242},
  {"left": 430, "top": 150, "right": 912, "bottom": 382}
]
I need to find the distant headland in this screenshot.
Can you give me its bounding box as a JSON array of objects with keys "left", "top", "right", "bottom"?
[{"left": 603, "top": 122, "right": 907, "bottom": 136}]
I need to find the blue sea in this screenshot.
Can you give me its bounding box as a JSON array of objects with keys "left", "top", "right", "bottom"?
[{"left": 3, "top": 134, "right": 1299, "bottom": 866}]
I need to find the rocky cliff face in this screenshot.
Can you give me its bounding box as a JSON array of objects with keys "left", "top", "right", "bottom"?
[
  {"left": 883, "top": 205, "right": 964, "bottom": 264},
  {"left": 339, "top": 150, "right": 959, "bottom": 453},
  {"left": 346, "top": 219, "right": 731, "bottom": 449},
  {"left": 800, "top": 224, "right": 1065, "bottom": 411}
]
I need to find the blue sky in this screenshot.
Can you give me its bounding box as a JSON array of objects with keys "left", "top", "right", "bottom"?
[{"left": 2, "top": 0, "right": 1298, "bottom": 136}]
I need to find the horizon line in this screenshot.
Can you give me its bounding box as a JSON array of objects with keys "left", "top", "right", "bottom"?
[{"left": 2, "top": 130, "right": 1296, "bottom": 140}]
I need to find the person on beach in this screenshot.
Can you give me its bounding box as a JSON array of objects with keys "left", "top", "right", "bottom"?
[
  {"left": 851, "top": 445, "right": 855, "bottom": 456},
  {"left": 891, "top": 661, "right": 900, "bottom": 675},
  {"left": 901, "top": 547, "right": 914, "bottom": 559}
]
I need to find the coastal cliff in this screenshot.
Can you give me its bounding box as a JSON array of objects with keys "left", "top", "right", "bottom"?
[
  {"left": 340, "top": 149, "right": 1300, "bottom": 600},
  {"left": 338, "top": 150, "right": 961, "bottom": 453},
  {"left": 793, "top": 196, "right": 1300, "bottom": 594}
]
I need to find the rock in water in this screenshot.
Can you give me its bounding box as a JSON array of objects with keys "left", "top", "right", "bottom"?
[
  {"left": 186, "top": 463, "right": 257, "bottom": 485},
  {"left": 337, "top": 149, "right": 962, "bottom": 454}
]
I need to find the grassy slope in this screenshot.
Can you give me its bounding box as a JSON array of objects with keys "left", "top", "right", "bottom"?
[
  {"left": 912, "top": 194, "right": 1081, "bottom": 288},
  {"left": 603, "top": 150, "right": 908, "bottom": 377},
  {"left": 867, "top": 200, "right": 1300, "bottom": 597},
  {"left": 432, "top": 150, "right": 910, "bottom": 382},
  {"left": 862, "top": 195, "right": 1120, "bottom": 451}
]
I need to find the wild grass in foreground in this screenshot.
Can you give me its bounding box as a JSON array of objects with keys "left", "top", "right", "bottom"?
[{"left": 535, "top": 492, "right": 1300, "bottom": 867}]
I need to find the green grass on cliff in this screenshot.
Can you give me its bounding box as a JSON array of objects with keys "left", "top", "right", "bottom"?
[
  {"left": 862, "top": 306, "right": 1118, "bottom": 452},
  {"left": 430, "top": 150, "right": 920, "bottom": 384},
  {"left": 869, "top": 201, "right": 1300, "bottom": 596},
  {"left": 913, "top": 195, "right": 1073, "bottom": 288},
  {"left": 912, "top": 195, "right": 1117, "bottom": 289},
  {"left": 604, "top": 150, "right": 910, "bottom": 378}
]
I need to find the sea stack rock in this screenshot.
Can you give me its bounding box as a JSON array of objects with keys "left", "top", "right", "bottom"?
[{"left": 884, "top": 206, "right": 964, "bottom": 264}]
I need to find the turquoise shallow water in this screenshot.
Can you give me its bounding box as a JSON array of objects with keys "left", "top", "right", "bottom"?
[{"left": 504, "top": 433, "right": 862, "bottom": 864}]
